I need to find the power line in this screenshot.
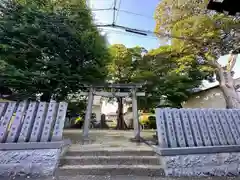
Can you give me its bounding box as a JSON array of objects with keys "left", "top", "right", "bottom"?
[
  {"left": 88, "top": 1, "right": 202, "bottom": 43},
  {"left": 115, "top": 0, "right": 122, "bottom": 23},
  {"left": 90, "top": 6, "right": 154, "bottom": 20},
  {"left": 92, "top": 8, "right": 113, "bottom": 11},
  {"left": 96, "top": 24, "right": 202, "bottom": 42},
  {"left": 117, "top": 9, "right": 154, "bottom": 20},
  {"left": 99, "top": 27, "right": 160, "bottom": 40},
  {"left": 113, "top": 0, "right": 118, "bottom": 24}
]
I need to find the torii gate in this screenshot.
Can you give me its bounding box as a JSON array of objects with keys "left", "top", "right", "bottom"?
[{"left": 80, "top": 84, "right": 145, "bottom": 142}]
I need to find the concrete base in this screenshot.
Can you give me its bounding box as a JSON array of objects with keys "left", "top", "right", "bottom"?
[
  {"left": 0, "top": 149, "right": 61, "bottom": 177},
  {"left": 162, "top": 152, "right": 240, "bottom": 176}
]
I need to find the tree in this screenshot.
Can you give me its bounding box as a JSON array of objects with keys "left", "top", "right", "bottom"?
[
  {"left": 107, "top": 44, "right": 143, "bottom": 129},
  {"left": 0, "top": 0, "right": 109, "bottom": 101},
  {"left": 136, "top": 45, "right": 204, "bottom": 109},
  {"left": 154, "top": 0, "right": 240, "bottom": 108}
]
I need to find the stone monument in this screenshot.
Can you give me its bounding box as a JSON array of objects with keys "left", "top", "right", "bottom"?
[
  {"left": 0, "top": 101, "right": 68, "bottom": 177},
  {"left": 155, "top": 108, "right": 240, "bottom": 176}
]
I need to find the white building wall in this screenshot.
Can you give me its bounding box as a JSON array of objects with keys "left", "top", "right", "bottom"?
[{"left": 92, "top": 96, "right": 102, "bottom": 121}]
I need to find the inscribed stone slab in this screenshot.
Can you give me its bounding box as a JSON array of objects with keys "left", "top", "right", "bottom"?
[
  {"left": 0, "top": 102, "right": 16, "bottom": 143},
  {"left": 156, "top": 108, "right": 168, "bottom": 148},
  {"left": 7, "top": 101, "right": 28, "bottom": 142},
  {"left": 30, "top": 102, "right": 47, "bottom": 142}
]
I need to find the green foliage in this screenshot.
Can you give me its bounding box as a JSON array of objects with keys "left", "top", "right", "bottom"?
[
  {"left": 154, "top": 0, "right": 240, "bottom": 60},
  {"left": 153, "top": 0, "right": 240, "bottom": 109},
  {"left": 0, "top": 0, "right": 109, "bottom": 101},
  {"left": 107, "top": 44, "right": 204, "bottom": 110},
  {"left": 67, "top": 101, "right": 86, "bottom": 118},
  {"left": 108, "top": 44, "right": 142, "bottom": 83},
  {"left": 136, "top": 46, "right": 204, "bottom": 109}
]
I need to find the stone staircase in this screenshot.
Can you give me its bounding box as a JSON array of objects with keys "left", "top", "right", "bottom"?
[{"left": 58, "top": 144, "right": 164, "bottom": 177}]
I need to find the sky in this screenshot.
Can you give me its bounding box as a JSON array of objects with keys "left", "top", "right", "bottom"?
[
  {"left": 88, "top": 0, "right": 240, "bottom": 114},
  {"left": 88, "top": 0, "right": 161, "bottom": 50}
]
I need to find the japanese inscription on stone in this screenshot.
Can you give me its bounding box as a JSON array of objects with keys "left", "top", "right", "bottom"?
[
  {"left": 7, "top": 101, "right": 28, "bottom": 142},
  {"left": 172, "top": 109, "right": 186, "bottom": 147},
  {"left": 179, "top": 110, "right": 194, "bottom": 147},
  {"left": 0, "top": 102, "right": 16, "bottom": 143},
  {"left": 224, "top": 111, "right": 240, "bottom": 144},
  {"left": 216, "top": 110, "right": 235, "bottom": 145},
  {"left": 202, "top": 110, "right": 219, "bottom": 145},
  {"left": 40, "top": 102, "right": 58, "bottom": 142},
  {"left": 18, "top": 102, "right": 38, "bottom": 142},
  {"left": 156, "top": 108, "right": 168, "bottom": 148},
  {"left": 188, "top": 110, "right": 203, "bottom": 146},
  {"left": 29, "top": 102, "right": 47, "bottom": 142},
  {"left": 164, "top": 109, "right": 177, "bottom": 148},
  {"left": 52, "top": 102, "right": 68, "bottom": 141},
  {"left": 194, "top": 109, "right": 212, "bottom": 146},
  {"left": 209, "top": 109, "right": 227, "bottom": 145}
]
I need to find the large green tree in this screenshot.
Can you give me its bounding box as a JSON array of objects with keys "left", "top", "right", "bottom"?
[
  {"left": 0, "top": 0, "right": 109, "bottom": 101},
  {"left": 154, "top": 0, "right": 240, "bottom": 108},
  {"left": 108, "top": 44, "right": 204, "bottom": 129},
  {"left": 107, "top": 44, "right": 143, "bottom": 129},
  {"left": 136, "top": 45, "right": 204, "bottom": 109}
]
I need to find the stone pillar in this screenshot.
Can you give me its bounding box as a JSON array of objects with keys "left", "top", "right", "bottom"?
[
  {"left": 132, "top": 88, "right": 140, "bottom": 140},
  {"left": 82, "top": 87, "right": 94, "bottom": 141}
]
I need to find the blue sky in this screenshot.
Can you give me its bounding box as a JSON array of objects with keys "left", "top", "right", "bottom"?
[{"left": 88, "top": 0, "right": 161, "bottom": 50}]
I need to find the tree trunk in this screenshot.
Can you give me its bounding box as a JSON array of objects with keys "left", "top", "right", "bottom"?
[
  {"left": 218, "top": 69, "right": 240, "bottom": 108},
  {"left": 116, "top": 97, "right": 127, "bottom": 130},
  {"left": 208, "top": 54, "right": 240, "bottom": 109},
  {"left": 216, "top": 54, "right": 240, "bottom": 108},
  {"left": 220, "top": 85, "right": 240, "bottom": 108}
]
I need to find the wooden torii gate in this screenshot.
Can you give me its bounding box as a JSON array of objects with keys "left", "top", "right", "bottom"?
[{"left": 80, "top": 84, "right": 145, "bottom": 142}]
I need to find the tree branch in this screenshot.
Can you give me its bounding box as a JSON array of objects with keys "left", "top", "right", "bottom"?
[
  {"left": 206, "top": 59, "right": 222, "bottom": 69},
  {"left": 227, "top": 54, "right": 238, "bottom": 71}
]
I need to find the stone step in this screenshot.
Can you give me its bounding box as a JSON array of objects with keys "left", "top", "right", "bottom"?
[
  {"left": 60, "top": 156, "right": 160, "bottom": 166},
  {"left": 58, "top": 165, "right": 165, "bottom": 176},
  {"left": 66, "top": 149, "right": 156, "bottom": 156}
]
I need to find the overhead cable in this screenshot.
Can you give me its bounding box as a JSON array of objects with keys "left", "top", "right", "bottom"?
[
  {"left": 115, "top": 0, "right": 122, "bottom": 23},
  {"left": 96, "top": 24, "right": 202, "bottom": 42}
]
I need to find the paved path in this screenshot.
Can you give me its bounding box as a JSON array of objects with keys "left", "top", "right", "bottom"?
[{"left": 63, "top": 129, "right": 155, "bottom": 147}]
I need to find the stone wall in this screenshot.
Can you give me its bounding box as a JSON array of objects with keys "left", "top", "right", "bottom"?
[
  {"left": 182, "top": 87, "right": 226, "bottom": 108},
  {"left": 183, "top": 78, "right": 240, "bottom": 108},
  {"left": 155, "top": 108, "right": 240, "bottom": 176},
  {"left": 0, "top": 149, "right": 60, "bottom": 177},
  {"left": 163, "top": 152, "right": 240, "bottom": 176}
]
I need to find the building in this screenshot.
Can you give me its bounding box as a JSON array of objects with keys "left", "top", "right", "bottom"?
[
  {"left": 106, "top": 112, "right": 117, "bottom": 121},
  {"left": 92, "top": 96, "right": 102, "bottom": 121},
  {"left": 183, "top": 78, "right": 240, "bottom": 108}
]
